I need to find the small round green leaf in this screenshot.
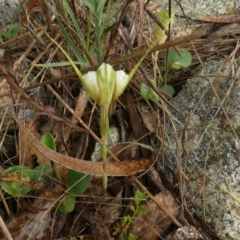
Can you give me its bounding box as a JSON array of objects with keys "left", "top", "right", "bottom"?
[
  {"left": 1, "top": 181, "right": 32, "bottom": 196},
  {"left": 4, "top": 165, "right": 37, "bottom": 182},
  {"left": 167, "top": 48, "right": 192, "bottom": 72},
  {"left": 160, "top": 84, "right": 175, "bottom": 96},
  {"left": 67, "top": 170, "right": 92, "bottom": 195},
  {"left": 130, "top": 205, "right": 136, "bottom": 212},
  {"left": 140, "top": 83, "right": 159, "bottom": 103},
  {"left": 34, "top": 165, "right": 53, "bottom": 185},
  {"left": 1, "top": 165, "right": 41, "bottom": 196},
  {"left": 137, "top": 205, "right": 147, "bottom": 213},
  {"left": 1, "top": 165, "right": 53, "bottom": 196},
  {"left": 40, "top": 132, "right": 56, "bottom": 151},
  {"left": 58, "top": 194, "right": 75, "bottom": 214}
]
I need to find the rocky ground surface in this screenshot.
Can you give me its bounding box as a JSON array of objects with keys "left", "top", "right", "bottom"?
[
  {"left": 158, "top": 1, "right": 240, "bottom": 239},
  {"left": 160, "top": 0, "right": 239, "bottom": 36},
  {"left": 164, "top": 57, "right": 240, "bottom": 240},
  {"left": 0, "top": 0, "right": 19, "bottom": 26}
]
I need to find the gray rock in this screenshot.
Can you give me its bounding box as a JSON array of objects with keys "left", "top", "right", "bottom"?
[
  {"left": 164, "top": 58, "right": 240, "bottom": 239},
  {"left": 158, "top": 0, "right": 236, "bottom": 16},
  {"left": 156, "top": 0, "right": 237, "bottom": 36},
  {"left": 0, "top": 0, "right": 20, "bottom": 26}
]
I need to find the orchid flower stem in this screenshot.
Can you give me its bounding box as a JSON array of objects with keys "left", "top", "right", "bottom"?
[{"left": 100, "top": 105, "right": 110, "bottom": 193}]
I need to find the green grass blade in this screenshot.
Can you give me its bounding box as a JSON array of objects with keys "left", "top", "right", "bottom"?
[
  {"left": 35, "top": 61, "right": 88, "bottom": 68},
  {"left": 39, "top": 25, "right": 84, "bottom": 83},
  {"left": 81, "top": 0, "right": 97, "bottom": 16},
  {"left": 61, "top": 0, "right": 84, "bottom": 41},
  {"left": 56, "top": 18, "right": 87, "bottom": 66}
]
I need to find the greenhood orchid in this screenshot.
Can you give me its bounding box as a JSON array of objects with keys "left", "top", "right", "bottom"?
[{"left": 82, "top": 63, "right": 130, "bottom": 192}]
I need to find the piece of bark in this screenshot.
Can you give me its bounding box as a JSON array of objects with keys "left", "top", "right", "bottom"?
[{"left": 193, "top": 14, "right": 240, "bottom": 23}]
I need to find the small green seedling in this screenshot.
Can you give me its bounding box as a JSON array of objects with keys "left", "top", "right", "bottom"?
[
  {"left": 0, "top": 132, "right": 91, "bottom": 213},
  {"left": 115, "top": 190, "right": 148, "bottom": 240},
  {"left": 40, "top": 132, "right": 56, "bottom": 151},
  {"left": 152, "top": 9, "right": 175, "bottom": 82},
  {"left": 0, "top": 133, "right": 56, "bottom": 196},
  {"left": 40, "top": 132, "right": 92, "bottom": 214},
  {"left": 0, "top": 25, "right": 23, "bottom": 43},
  {"left": 141, "top": 47, "right": 192, "bottom": 101},
  {"left": 0, "top": 164, "right": 52, "bottom": 196},
  {"left": 0, "top": 8, "right": 24, "bottom": 43},
  {"left": 141, "top": 8, "right": 192, "bottom": 101}
]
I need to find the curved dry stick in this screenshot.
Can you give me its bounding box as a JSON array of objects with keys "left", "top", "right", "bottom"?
[{"left": 13, "top": 114, "right": 152, "bottom": 176}]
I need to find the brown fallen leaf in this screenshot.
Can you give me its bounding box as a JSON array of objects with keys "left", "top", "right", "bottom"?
[
  {"left": 193, "top": 14, "right": 240, "bottom": 23},
  {"left": 139, "top": 104, "right": 157, "bottom": 133}
]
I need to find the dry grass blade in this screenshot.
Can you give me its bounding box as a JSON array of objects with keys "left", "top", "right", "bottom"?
[
  {"left": 0, "top": 216, "right": 13, "bottom": 240},
  {"left": 127, "top": 93, "right": 150, "bottom": 157},
  {"left": 193, "top": 14, "right": 240, "bottom": 23}
]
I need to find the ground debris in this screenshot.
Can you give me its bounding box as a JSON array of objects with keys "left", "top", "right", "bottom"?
[{"left": 165, "top": 225, "right": 204, "bottom": 240}]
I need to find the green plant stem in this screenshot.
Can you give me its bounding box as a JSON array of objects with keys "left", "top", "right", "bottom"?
[
  {"left": 100, "top": 105, "right": 109, "bottom": 192},
  {"left": 159, "top": 71, "right": 166, "bottom": 87}
]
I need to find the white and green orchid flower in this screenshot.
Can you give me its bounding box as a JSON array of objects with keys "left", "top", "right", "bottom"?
[
  {"left": 82, "top": 63, "right": 130, "bottom": 192},
  {"left": 82, "top": 63, "right": 129, "bottom": 107}
]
